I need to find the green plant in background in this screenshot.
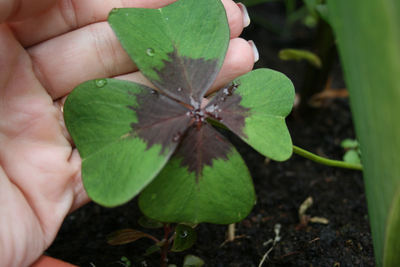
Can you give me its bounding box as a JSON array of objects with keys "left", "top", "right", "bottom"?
[
  {"left": 279, "top": 48, "right": 322, "bottom": 68},
  {"left": 341, "top": 139, "right": 361, "bottom": 165},
  {"left": 327, "top": 1, "right": 400, "bottom": 266},
  {"left": 107, "top": 219, "right": 198, "bottom": 266}
]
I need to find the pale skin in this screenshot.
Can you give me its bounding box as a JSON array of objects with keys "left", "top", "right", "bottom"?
[{"left": 0, "top": 0, "right": 255, "bottom": 266}]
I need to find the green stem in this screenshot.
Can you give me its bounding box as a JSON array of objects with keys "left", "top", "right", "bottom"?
[{"left": 293, "top": 145, "right": 363, "bottom": 171}]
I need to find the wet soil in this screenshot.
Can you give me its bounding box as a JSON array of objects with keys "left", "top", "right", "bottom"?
[{"left": 46, "top": 2, "right": 375, "bottom": 266}]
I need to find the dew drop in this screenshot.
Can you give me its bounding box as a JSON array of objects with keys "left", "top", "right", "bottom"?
[
  {"left": 173, "top": 132, "right": 182, "bottom": 142},
  {"left": 95, "top": 79, "right": 107, "bottom": 88},
  {"left": 146, "top": 48, "right": 155, "bottom": 56},
  {"left": 110, "top": 8, "right": 119, "bottom": 14},
  {"left": 179, "top": 230, "right": 188, "bottom": 238}
]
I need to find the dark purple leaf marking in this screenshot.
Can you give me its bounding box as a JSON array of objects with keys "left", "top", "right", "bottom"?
[
  {"left": 152, "top": 49, "right": 219, "bottom": 107},
  {"left": 205, "top": 81, "right": 250, "bottom": 138},
  {"left": 175, "top": 123, "right": 232, "bottom": 179},
  {"left": 129, "top": 89, "right": 192, "bottom": 154},
  {"left": 129, "top": 69, "right": 249, "bottom": 179}
]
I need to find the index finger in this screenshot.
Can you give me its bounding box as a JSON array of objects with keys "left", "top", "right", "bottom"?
[{"left": 9, "top": 0, "right": 245, "bottom": 47}]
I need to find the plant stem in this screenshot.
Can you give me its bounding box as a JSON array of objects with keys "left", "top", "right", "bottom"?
[
  {"left": 292, "top": 145, "right": 363, "bottom": 171},
  {"left": 160, "top": 224, "right": 171, "bottom": 267}
]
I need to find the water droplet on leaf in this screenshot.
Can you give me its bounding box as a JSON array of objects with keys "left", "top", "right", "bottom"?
[
  {"left": 110, "top": 8, "right": 119, "bottom": 14},
  {"left": 146, "top": 48, "right": 155, "bottom": 56},
  {"left": 180, "top": 230, "right": 188, "bottom": 238},
  {"left": 95, "top": 79, "right": 107, "bottom": 88},
  {"left": 173, "top": 132, "right": 182, "bottom": 142}
]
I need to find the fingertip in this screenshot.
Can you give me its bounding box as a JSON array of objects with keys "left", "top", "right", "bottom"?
[
  {"left": 248, "top": 40, "right": 259, "bottom": 63},
  {"left": 225, "top": 38, "right": 256, "bottom": 74},
  {"left": 237, "top": 2, "right": 250, "bottom": 28},
  {"left": 221, "top": 0, "right": 244, "bottom": 38},
  {"left": 210, "top": 38, "right": 255, "bottom": 92}
]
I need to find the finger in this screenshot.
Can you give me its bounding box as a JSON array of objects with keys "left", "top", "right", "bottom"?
[
  {"left": 28, "top": 4, "right": 250, "bottom": 101},
  {"left": 210, "top": 38, "right": 258, "bottom": 93},
  {"left": 10, "top": 0, "right": 246, "bottom": 48},
  {"left": 0, "top": 0, "right": 56, "bottom": 22},
  {"left": 117, "top": 38, "right": 258, "bottom": 94},
  {"left": 28, "top": 21, "right": 136, "bottom": 100}
]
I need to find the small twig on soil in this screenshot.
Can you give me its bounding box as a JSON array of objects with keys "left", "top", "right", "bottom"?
[
  {"left": 258, "top": 223, "right": 282, "bottom": 267},
  {"left": 219, "top": 223, "right": 249, "bottom": 247},
  {"left": 298, "top": 197, "right": 329, "bottom": 228},
  {"left": 228, "top": 223, "right": 235, "bottom": 242}
]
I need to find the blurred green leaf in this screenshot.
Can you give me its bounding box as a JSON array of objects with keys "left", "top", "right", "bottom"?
[
  {"left": 327, "top": 0, "right": 400, "bottom": 266},
  {"left": 315, "top": 4, "right": 329, "bottom": 23},
  {"left": 343, "top": 150, "right": 361, "bottom": 165},
  {"left": 144, "top": 244, "right": 161, "bottom": 257},
  {"left": 138, "top": 216, "right": 164, "bottom": 229},
  {"left": 120, "top": 256, "right": 131, "bottom": 267},
  {"left": 279, "top": 49, "right": 322, "bottom": 68},
  {"left": 107, "top": 229, "right": 156, "bottom": 245},
  {"left": 239, "top": 0, "right": 278, "bottom": 7},
  {"left": 183, "top": 255, "right": 205, "bottom": 267},
  {"left": 303, "top": 0, "right": 322, "bottom": 11},
  {"left": 171, "top": 224, "right": 197, "bottom": 252},
  {"left": 340, "top": 139, "right": 359, "bottom": 149}
]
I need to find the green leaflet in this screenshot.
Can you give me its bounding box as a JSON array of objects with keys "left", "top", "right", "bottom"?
[
  {"left": 64, "top": 79, "right": 176, "bottom": 207},
  {"left": 232, "top": 69, "right": 295, "bottom": 161},
  {"left": 108, "top": 0, "right": 229, "bottom": 102},
  {"left": 139, "top": 148, "right": 255, "bottom": 224}
]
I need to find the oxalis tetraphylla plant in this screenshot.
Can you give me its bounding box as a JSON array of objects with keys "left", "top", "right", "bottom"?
[
  {"left": 64, "top": 0, "right": 295, "bottom": 224},
  {"left": 63, "top": 0, "right": 363, "bottom": 262}
]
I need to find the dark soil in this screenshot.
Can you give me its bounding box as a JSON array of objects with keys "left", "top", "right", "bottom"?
[{"left": 47, "top": 2, "right": 375, "bottom": 266}]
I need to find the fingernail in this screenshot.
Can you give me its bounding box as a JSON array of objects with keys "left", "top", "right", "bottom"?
[
  {"left": 237, "top": 3, "right": 251, "bottom": 28},
  {"left": 248, "top": 40, "right": 259, "bottom": 63}
]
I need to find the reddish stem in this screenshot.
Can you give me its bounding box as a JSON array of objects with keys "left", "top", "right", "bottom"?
[{"left": 160, "top": 224, "right": 172, "bottom": 267}]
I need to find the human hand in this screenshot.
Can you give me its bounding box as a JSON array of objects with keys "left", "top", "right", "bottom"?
[{"left": 0, "top": 0, "right": 257, "bottom": 266}]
